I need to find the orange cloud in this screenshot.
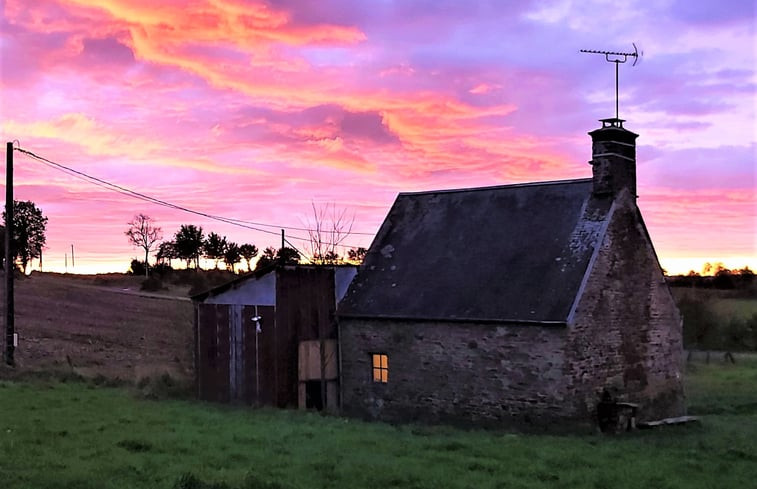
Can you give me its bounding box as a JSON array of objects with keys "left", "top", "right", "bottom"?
[
  {"left": 61, "top": 0, "right": 365, "bottom": 46},
  {"left": 4, "top": 114, "right": 262, "bottom": 175},
  {"left": 469, "top": 83, "right": 501, "bottom": 94}
]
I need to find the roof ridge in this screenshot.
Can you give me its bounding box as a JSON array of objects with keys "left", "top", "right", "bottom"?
[{"left": 398, "top": 178, "right": 592, "bottom": 196}]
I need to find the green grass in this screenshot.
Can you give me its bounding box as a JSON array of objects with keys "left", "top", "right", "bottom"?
[
  {"left": 2, "top": 363, "right": 757, "bottom": 489},
  {"left": 710, "top": 298, "right": 757, "bottom": 321},
  {"left": 686, "top": 355, "right": 757, "bottom": 415}
]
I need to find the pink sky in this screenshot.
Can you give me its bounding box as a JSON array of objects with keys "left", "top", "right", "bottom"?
[{"left": 1, "top": 0, "right": 755, "bottom": 275}]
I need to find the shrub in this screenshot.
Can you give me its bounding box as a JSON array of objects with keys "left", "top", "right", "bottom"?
[
  {"left": 679, "top": 297, "right": 719, "bottom": 349},
  {"left": 135, "top": 373, "right": 191, "bottom": 400},
  {"left": 140, "top": 276, "right": 164, "bottom": 292},
  {"left": 723, "top": 314, "right": 757, "bottom": 351},
  {"left": 152, "top": 263, "right": 174, "bottom": 276},
  {"left": 129, "top": 259, "right": 147, "bottom": 276}
]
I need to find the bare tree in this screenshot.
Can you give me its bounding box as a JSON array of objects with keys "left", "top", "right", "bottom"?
[
  {"left": 303, "top": 203, "right": 356, "bottom": 409},
  {"left": 305, "top": 202, "right": 353, "bottom": 265},
  {"left": 125, "top": 214, "right": 162, "bottom": 276}
]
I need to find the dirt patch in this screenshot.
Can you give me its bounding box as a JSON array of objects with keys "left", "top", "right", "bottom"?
[{"left": 0, "top": 272, "right": 194, "bottom": 383}]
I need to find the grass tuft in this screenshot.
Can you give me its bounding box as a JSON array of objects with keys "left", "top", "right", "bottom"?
[
  {"left": 116, "top": 439, "right": 153, "bottom": 453},
  {"left": 134, "top": 372, "right": 192, "bottom": 400}
]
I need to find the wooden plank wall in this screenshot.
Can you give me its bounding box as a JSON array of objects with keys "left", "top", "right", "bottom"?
[
  {"left": 197, "top": 303, "right": 230, "bottom": 403},
  {"left": 275, "top": 267, "right": 337, "bottom": 407},
  {"left": 242, "top": 305, "right": 275, "bottom": 405},
  {"left": 197, "top": 267, "right": 340, "bottom": 408}
]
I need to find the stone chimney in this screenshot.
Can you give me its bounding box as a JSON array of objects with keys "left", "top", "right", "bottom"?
[{"left": 589, "top": 118, "right": 639, "bottom": 197}]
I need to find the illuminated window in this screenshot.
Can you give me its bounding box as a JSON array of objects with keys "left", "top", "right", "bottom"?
[{"left": 371, "top": 353, "right": 388, "bottom": 383}]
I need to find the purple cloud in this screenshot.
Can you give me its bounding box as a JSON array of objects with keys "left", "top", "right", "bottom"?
[{"left": 80, "top": 37, "right": 135, "bottom": 66}]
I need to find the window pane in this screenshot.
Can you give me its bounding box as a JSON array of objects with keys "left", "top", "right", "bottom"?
[
  {"left": 381, "top": 370, "right": 388, "bottom": 383},
  {"left": 373, "top": 369, "right": 382, "bottom": 382},
  {"left": 372, "top": 354, "right": 380, "bottom": 368},
  {"left": 381, "top": 355, "right": 388, "bottom": 369}
]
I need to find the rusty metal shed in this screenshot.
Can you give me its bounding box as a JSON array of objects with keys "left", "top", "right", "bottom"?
[{"left": 192, "top": 265, "right": 357, "bottom": 410}]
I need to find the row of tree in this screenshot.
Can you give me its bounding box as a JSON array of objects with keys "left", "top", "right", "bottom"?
[
  {"left": 125, "top": 214, "right": 368, "bottom": 275},
  {"left": 668, "top": 264, "right": 755, "bottom": 290},
  {"left": 155, "top": 225, "right": 270, "bottom": 272},
  {"left": 125, "top": 215, "right": 262, "bottom": 274},
  {"left": 0, "top": 204, "right": 368, "bottom": 276}
]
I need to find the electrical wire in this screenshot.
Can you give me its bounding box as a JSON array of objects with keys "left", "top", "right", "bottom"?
[
  {"left": 14, "top": 147, "right": 374, "bottom": 250},
  {"left": 283, "top": 238, "right": 313, "bottom": 265}
]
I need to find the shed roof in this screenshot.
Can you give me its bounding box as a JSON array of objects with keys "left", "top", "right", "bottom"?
[
  {"left": 338, "top": 179, "right": 613, "bottom": 323},
  {"left": 192, "top": 264, "right": 358, "bottom": 304}
]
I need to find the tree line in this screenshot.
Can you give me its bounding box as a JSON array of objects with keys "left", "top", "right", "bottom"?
[
  {"left": 667, "top": 263, "right": 755, "bottom": 290},
  {"left": 126, "top": 214, "right": 368, "bottom": 276}
]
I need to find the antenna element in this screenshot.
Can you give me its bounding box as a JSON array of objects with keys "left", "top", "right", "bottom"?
[{"left": 580, "top": 43, "right": 642, "bottom": 119}]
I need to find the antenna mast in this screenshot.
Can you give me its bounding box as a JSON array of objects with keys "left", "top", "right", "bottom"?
[{"left": 580, "top": 43, "right": 641, "bottom": 119}]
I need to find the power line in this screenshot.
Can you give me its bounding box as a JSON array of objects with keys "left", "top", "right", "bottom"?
[
  {"left": 16, "top": 147, "right": 299, "bottom": 238},
  {"left": 14, "top": 147, "right": 375, "bottom": 248},
  {"left": 283, "top": 238, "right": 312, "bottom": 265}
]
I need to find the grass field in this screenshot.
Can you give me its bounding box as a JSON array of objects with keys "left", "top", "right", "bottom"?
[
  {"left": 2, "top": 359, "right": 756, "bottom": 489},
  {"left": 672, "top": 288, "right": 757, "bottom": 320},
  {"left": 671, "top": 287, "right": 757, "bottom": 351},
  {"left": 710, "top": 298, "right": 757, "bottom": 321}
]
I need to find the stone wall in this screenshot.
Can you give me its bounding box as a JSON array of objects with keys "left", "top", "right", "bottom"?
[
  {"left": 567, "top": 193, "right": 685, "bottom": 421},
  {"left": 339, "top": 319, "right": 571, "bottom": 429}
]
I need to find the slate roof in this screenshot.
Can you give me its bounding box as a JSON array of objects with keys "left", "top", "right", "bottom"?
[{"left": 338, "top": 178, "right": 614, "bottom": 323}]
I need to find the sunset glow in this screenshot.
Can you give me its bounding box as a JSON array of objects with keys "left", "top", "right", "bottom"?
[{"left": 1, "top": 0, "right": 755, "bottom": 275}]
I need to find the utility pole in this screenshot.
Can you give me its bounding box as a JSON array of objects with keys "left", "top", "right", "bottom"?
[
  {"left": 280, "top": 229, "right": 285, "bottom": 266},
  {"left": 5, "top": 142, "right": 15, "bottom": 366},
  {"left": 71, "top": 244, "right": 75, "bottom": 269}
]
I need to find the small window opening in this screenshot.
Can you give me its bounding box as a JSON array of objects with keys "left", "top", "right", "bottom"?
[{"left": 372, "top": 353, "right": 388, "bottom": 383}]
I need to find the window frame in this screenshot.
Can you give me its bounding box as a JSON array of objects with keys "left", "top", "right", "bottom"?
[{"left": 370, "top": 353, "right": 389, "bottom": 384}]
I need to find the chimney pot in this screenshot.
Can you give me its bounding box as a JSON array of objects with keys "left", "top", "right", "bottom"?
[{"left": 589, "top": 118, "right": 639, "bottom": 197}]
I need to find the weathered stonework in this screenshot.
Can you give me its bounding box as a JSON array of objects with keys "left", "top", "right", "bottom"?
[
  {"left": 590, "top": 121, "right": 638, "bottom": 197},
  {"left": 339, "top": 319, "right": 570, "bottom": 429},
  {"left": 566, "top": 191, "right": 685, "bottom": 422}
]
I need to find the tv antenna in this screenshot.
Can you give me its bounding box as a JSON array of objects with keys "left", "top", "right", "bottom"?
[{"left": 580, "top": 43, "right": 643, "bottom": 120}]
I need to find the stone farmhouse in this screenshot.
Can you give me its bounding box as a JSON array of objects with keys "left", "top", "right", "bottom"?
[{"left": 337, "top": 118, "right": 686, "bottom": 429}]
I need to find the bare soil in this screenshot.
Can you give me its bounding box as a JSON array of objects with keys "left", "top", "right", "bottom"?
[{"left": 0, "top": 271, "right": 194, "bottom": 383}]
